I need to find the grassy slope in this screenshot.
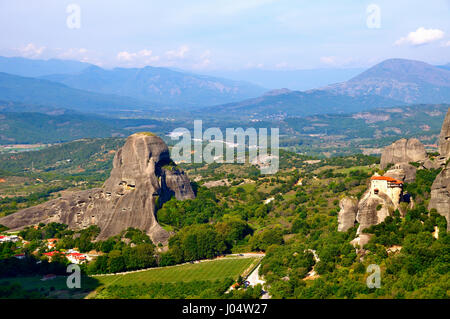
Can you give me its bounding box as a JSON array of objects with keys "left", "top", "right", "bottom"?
[{"left": 94, "top": 257, "right": 259, "bottom": 287}]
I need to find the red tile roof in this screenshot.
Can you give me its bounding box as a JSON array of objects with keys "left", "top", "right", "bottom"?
[
  {"left": 371, "top": 176, "right": 403, "bottom": 184},
  {"left": 43, "top": 251, "right": 63, "bottom": 257}
]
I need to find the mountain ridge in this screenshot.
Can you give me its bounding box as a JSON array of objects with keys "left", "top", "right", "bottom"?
[
  {"left": 0, "top": 56, "right": 92, "bottom": 77},
  {"left": 41, "top": 64, "right": 267, "bottom": 108},
  {"left": 0, "top": 72, "right": 154, "bottom": 115},
  {"left": 320, "top": 58, "right": 450, "bottom": 104}
]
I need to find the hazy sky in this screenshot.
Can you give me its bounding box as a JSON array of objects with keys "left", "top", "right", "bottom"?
[{"left": 1, "top": 0, "right": 449, "bottom": 70}]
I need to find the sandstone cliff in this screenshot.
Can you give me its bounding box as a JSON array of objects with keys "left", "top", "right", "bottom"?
[
  {"left": 428, "top": 107, "right": 450, "bottom": 231},
  {"left": 337, "top": 197, "right": 358, "bottom": 232},
  {"left": 356, "top": 190, "right": 395, "bottom": 235},
  {"left": 380, "top": 138, "right": 427, "bottom": 170},
  {"left": 438, "top": 108, "right": 450, "bottom": 163},
  {"left": 429, "top": 166, "right": 450, "bottom": 231},
  {"left": 0, "top": 133, "right": 195, "bottom": 244},
  {"left": 384, "top": 162, "right": 417, "bottom": 183}
]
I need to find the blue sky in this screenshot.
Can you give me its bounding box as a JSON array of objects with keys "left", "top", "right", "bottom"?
[{"left": 0, "top": 0, "right": 449, "bottom": 71}]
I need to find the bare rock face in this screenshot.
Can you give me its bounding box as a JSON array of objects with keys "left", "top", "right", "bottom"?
[
  {"left": 337, "top": 197, "right": 358, "bottom": 232},
  {"left": 385, "top": 162, "right": 417, "bottom": 183},
  {"left": 380, "top": 138, "right": 427, "bottom": 169},
  {"left": 438, "top": 108, "right": 450, "bottom": 163},
  {"left": 428, "top": 166, "right": 450, "bottom": 231},
  {"left": 423, "top": 158, "right": 441, "bottom": 170},
  {"left": 356, "top": 190, "right": 395, "bottom": 236},
  {"left": 0, "top": 133, "right": 195, "bottom": 244}
]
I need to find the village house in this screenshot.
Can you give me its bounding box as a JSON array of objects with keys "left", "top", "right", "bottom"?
[
  {"left": 46, "top": 238, "right": 59, "bottom": 250},
  {"left": 42, "top": 251, "right": 63, "bottom": 261},
  {"left": 0, "top": 235, "right": 19, "bottom": 243},
  {"left": 66, "top": 252, "right": 88, "bottom": 264}
]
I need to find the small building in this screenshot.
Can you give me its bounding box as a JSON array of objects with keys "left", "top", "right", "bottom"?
[
  {"left": 66, "top": 252, "right": 87, "bottom": 264},
  {"left": 43, "top": 251, "right": 64, "bottom": 261},
  {"left": 0, "top": 235, "right": 20, "bottom": 243},
  {"left": 46, "top": 238, "right": 59, "bottom": 250},
  {"left": 370, "top": 175, "right": 403, "bottom": 204}
]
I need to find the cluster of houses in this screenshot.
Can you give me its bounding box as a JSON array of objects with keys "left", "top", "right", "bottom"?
[
  {"left": 42, "top": 250, "right": 91, "bottom": 264},
  {"left": 1, "top": 234, "right": 94, "bottom": 264},
  {"left": 41, "top": 239, "right": 93, "bottom": 264}
]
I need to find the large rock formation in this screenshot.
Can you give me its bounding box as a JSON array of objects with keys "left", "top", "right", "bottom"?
[
  {"left": 337, "top": 197, "right": 358, "bottom": 232},
  {"left": 438, "top": 108, "right": 450, "bottom": 163},
  {"left": 380, "top": 138, "right": 427, "bottom": 170},
  {"left": 343, "top": 174, "right": 405, "bottom": 248},
  {"left": 0, "top": 133, "right": 195, "bottom": 243},
  {"left": 384, "top": 162, "right": 417, "bottom": 183},
  {"left": 356, "top": 190, "right": 395, "bottom": 234},
  {"left": 429, "top": 166, "right": 450, "bottom": 231},
  {"left": 429, "top": 108, "right": 450, "bottom": 231}
]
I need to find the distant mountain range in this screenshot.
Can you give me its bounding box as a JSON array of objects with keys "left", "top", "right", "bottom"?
[
  {"left": 0, "top": 56, "right": 91, "bottom": 77},
  {"left": 0, "top": 56, "right": 449, "bottom": 119},
  {"left": 204, "top": 59, "right": 450, "bottom": 118},
  {"left": 200, "top": 88, "right": 401, "bottom": 118},
  {"left": 321, "top": 59, "right": 450, "bottom": 104},
  {"left": 201, "top": 68, "right": 364, "bottom": 91},
  {"left": 41, "top": 65, "right": 266, "bottom": 107},
  {"left": 0, "top": 72, "right": 151, "bottom": 115}
]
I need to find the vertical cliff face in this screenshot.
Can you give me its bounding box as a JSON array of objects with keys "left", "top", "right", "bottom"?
[
  {"left": 0, "top": 133, "right": 195, "bottom": 244},
  {"left": 380, "top": 138, "right": 427, "bottom": 170},
  {"left": 356, "top": 190, "right": 395, "bottom": 234},
  {"left": 384, "top": 163, "right": 417, "bottom": 183},
  {"left": 438, "top": 108, "right": 450, "bottom": 163},
  {"left": 160, "top": 168, "right": 196, "bottom": 203},
  {"left": 337, "top": 197, "right": 358, "bottom": 232},
  {"left": 429, "top": 167, "right": 450, "bottom": 231},
  {"left": 429, "top": 108, "right": 450, "bottom": 231}
]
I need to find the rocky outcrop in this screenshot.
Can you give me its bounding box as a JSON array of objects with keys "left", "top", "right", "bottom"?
[
  {"left": 428, "top": 108, "right": 450, "bottom": 231},
  {"left": 356, "top": 190, "right": 395, "bottom": 236},
  {"left": 337, "top": 197, "right": 358, "bottom": 232},
  {"left": 0, "top": 133, "right": 195, "bottom": 244},
  {"left": 423, "top": 158, "right": 441, "bottom": 170},
  {"left": 380, "top": 138, "right": 427, "bottom": 169},
  {"left": 429, "top": 166, "right": 450, "bottom": 231},
  {"left": 438, "top": 108, "right": 450, "bottom": 163},
  {"left": 384, "top": 162, "right": 417, "bottom": 183}
]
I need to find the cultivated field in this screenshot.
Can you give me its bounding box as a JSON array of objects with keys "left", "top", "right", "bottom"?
[{"left": 94, "top": 256, "right": 260, "bottom": 287}]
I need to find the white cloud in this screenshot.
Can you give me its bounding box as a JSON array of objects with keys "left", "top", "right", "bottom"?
[
  {"left": 442, "top": 40, "right": 450, "bottom": 47},
  {"left": 117, "top": 51, "right": 135, "bottom": 61},
  {"left": 116, "top": 49, "right": 159, "bottom": 65},
  {"left": 57, "top": 48, "right": 89, "bottom": 59},
  {"left": 320, "top": 56, "right": 336, "bottom": 65},
  {"left": 19, "top": 43, "right": 45, "bottom": 57},
  {"left": 166, "top": 45, "right": 190, "bottom": 59},
  {"left": 395, "top": 27, "right": 445, "bottom": 46}
]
